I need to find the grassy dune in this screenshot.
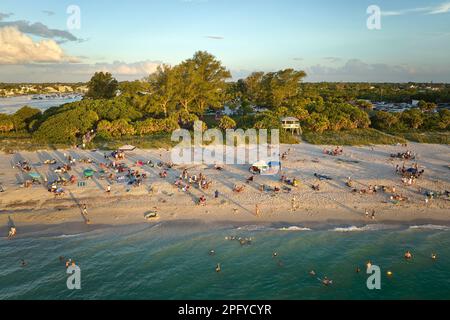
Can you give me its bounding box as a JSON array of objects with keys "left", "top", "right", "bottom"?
[{"left": 302, "top": 129, "right": 407, "bottom": 146}]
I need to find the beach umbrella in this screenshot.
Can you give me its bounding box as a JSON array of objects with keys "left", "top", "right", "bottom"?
[
  {"left": 83, "top": 169, "right": 95, "bottom": 178},
  {"left": 118, "top": 145, "right": 136, "bottom": 152}
]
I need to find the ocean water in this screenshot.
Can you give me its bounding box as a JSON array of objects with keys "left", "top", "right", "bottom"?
[
  {"left": 0, "top": 95, "right": 82, "bottom": 114},
  {"left": 0, "top": 221, "right": 449, "bottom": 300}
]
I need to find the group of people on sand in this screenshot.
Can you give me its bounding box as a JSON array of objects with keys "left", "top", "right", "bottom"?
[
  {"left": 174, "top": 170, "right": 213, "bottom": 194},
  {"left": 365, "top": 209, "right": 376, "bottom": 220},
  {"left": 323, "top": 146, "right": 344, "bottom": 157},
  {"left": 280, "top": 176, "right": 299, "bottom": 188},
  {"left": 391, "top": 150, "right": 415, "bottom": 160},
  {"left": 14, "top": 160, "right": 31, "bottom": 172},
  {"left": 352, "top": 184, "right": 379, "bottom": 195}
]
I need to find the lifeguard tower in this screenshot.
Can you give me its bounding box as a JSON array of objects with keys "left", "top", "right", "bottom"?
[{"left": 280, "top": 117, "right": 302, "bottom": 135}]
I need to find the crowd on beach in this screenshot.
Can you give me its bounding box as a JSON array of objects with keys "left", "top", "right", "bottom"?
[{"left": 3, "top": 143, "right": 450, "bottom": 241}]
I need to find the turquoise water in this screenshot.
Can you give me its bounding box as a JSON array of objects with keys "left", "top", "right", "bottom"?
[
  {"left": 0, "top": 222, "right": 449, "bottom": 300},
  {"left": 0, "top": 95, "right": 82, "bottom": 114}
]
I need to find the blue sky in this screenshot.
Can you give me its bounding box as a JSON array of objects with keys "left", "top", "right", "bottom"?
[{"left": 0, "top": 0, "right": 449, "bottom": 82}]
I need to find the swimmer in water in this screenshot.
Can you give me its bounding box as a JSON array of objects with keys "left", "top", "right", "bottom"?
[
  {"left": 216, "top": 264, "right": 221, "bottom": 273},
  {"left": 404, "top": 251, "right": 413, "bottom": 260},
  {"left": 209, "top": 250, "right": 216, "bottom": 256},
  {"left": 366, "top": 261, "right": 372, "bottom": 270},
  {"left": 272, "top": 252, "right": 278, "bottom": 258},
  {"left": 356, "top": 267, "right": 361, "bottom": 273},
  {"left": 322, "top": 277, "right": 333, "bottom": 286},
  {"left": 21, "top": 260, "right": 27, "bottom": 267},
  {"left": 431, "top": 253, "right": 437, "bottom": 260},
  {"left": 309, "top": 270, "right": 316, "bottom": 276}
]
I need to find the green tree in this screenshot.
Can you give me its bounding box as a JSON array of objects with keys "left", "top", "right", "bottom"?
[
  {"left": 97, "top": 119, "right": 135, "bottom": 138},
  {"left": 146, "top": 65, "right": 178, "bottom": 117},
  {"left": 218, "top": 116, "right": 237, "bottom": 130},
  {"left": 437, "top": 109, "right": 450, "bottom": 130},
  {"left": 400, "top": 109, "right": 424, "bottom": 129},
  {"left": 34, "top": 107, "right": 99, "bottom": 144},
  {"left": 189, "top": 51, "right": 231, "bottom": 114},
  {"left": 86, "top": 72, "right": 119, "bottom": 99},
  {"left": 0, "top": 114, "right": 14, "bottom": 133},
  {"left": 418, "top": 100, "right": 437, "bottom": 113},
  {"left": 11, "top": 106, "right": 42, "bottom": 132},
  {"left": 305, "top": 113, "right": 330, "bottom": 133},
  {"left": 371, "top": 111, "right": 399, "bottom": 130}
]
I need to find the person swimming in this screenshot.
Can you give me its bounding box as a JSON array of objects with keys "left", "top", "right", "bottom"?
[
  {"left": 7, "top": 227, "right": 17, "bottom": 240},
  {"left": 404, "top": 251, "right": 413, "bottom": 260},
  {"left": 21, "top": 260, "right": 27, "bottom": 267},
  {"left": 216, "top": 264, "right": 221, "bottom": 273},
  {"left": 309, "top": 270, "right": 316, "bottom": 276},
  {"left": 322, "top": 277, "right": 333, "bottom": 286},
  {"left": 366, "top": 261, "right": 372, "bottom": 271},
  {"left": 431, "top": 253, "right": 438, "bottom": 260},
  {"left": 356, "top": 267, "right": 361, "bottom": 273},
  {"left": 272, "top": 252, "right": 278, "bottom": 258},
  {"left": 209, "top": 250, "right": 216, "bottom": 256}
]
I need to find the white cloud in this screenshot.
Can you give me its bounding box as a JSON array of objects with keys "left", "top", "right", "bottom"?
[
  {"left": 304, "top": 59, "right": 450, "bottom": 82},
  {"left": 0, "top": 26, "right": 78, "bottom": 64},
  {"left": 382, "top": 2, "right": 450, "bottom": 16},
  {"left": 429, "top": 2, "right": 450, "bottom": 14},
  {"left": 0, "top": 59, "right": 164, "bottom": 82},
  {"left": 93, "top": 60, "right": 162, "bottom": 76}
]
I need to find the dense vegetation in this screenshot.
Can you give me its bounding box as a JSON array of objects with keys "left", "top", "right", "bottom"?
[{"left": 0, "top": 51, "right": 449, "bottom": 149}]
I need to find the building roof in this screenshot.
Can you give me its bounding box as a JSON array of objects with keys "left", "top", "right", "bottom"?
[{"left": 280, "top": 117, "right": 299, "bottom": 122}]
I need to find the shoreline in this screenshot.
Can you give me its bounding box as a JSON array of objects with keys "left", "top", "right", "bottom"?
[{"left": 1, "top": 198, "right": 449, "bottom": 238}]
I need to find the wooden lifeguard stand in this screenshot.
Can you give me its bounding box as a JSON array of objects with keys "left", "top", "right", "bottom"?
[{"left": 280, "top": 117, "right": 302, "bottom": 135}]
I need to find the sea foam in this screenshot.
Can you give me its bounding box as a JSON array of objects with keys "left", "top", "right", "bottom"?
[
  {"left": 409, "top": 224, "right": 450, "bottom": 231},
  {"left": 332, "top": 224, "right": 395, "bottom": 233}
]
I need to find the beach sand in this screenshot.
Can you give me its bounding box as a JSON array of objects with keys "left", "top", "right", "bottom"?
[{"left": 1, "top": 143, "right": 449, "bottom": 236}]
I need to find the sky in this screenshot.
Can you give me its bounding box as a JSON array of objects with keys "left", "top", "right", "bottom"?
[{"left": 0, "top": 0, "right": 449, "bottom": 83}]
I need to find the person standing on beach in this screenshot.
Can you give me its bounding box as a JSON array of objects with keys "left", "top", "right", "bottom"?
[
  {"left": 291, "top": 197, "right": 298, "bottom": 212},
  {"left": 215, "top": 190, "right": 219, "bottom": 199},
  {"left": 371, "top": 210, "right": 376, "bottom": 220},
  {"left": 255, "top": 205, "right": 261, "bottom": 217},
  {"left": 106, "top": 185, "right": 111, "bottom": 194},
  {"left": 82, "top": 205, "right": 88, "bottom": 216},
  {"left": 82, "top": 205, "right": 91, "bottom": 224}
]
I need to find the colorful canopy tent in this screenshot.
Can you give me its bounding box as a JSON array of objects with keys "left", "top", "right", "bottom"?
[
  {"left": 83, "top": 169, "right": 95, "bottom": 178},
  {"left": 118, "top": 145, "right": 136, "bottom": 152},
  {"left": 268, "top": 161, "right": 282, "bottom": 168},
  {"left": 250, "top": 161, "right": 269, "bottom": 174}
]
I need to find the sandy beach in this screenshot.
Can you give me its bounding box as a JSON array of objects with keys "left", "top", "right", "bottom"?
[{"left": 1, "top": 143, "right": 449, "bottom": 236}]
